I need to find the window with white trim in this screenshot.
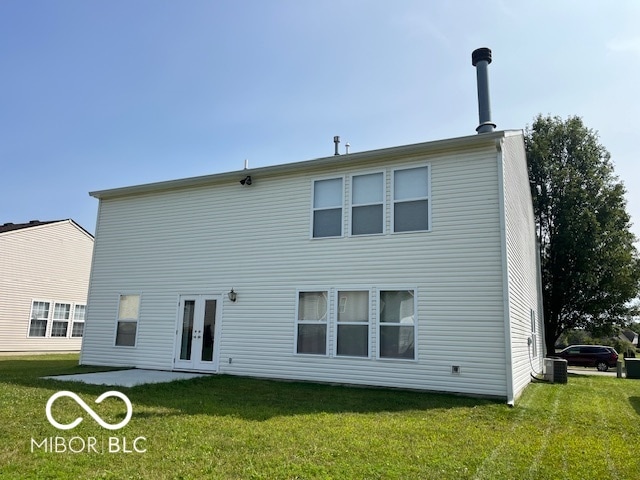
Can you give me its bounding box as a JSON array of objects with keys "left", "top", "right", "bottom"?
[
  {"left": 28, "top": 301, "right": 50, "bottom": 337},
  {"left": 351, "top": 172, "right": 384, "bottom": 235},
  {"left": 50, "top": 303, "right": 71, "bottom": 337},
  {"left": 530, "top": 309, "right": 538, "bottom": 358},
  {"left": 296, "top": 291, "right": 328, "bottom": 354},
  {"left": 336, "top": 290, "right": 370, "bottom": 357},
  {"left": 393, "top": 166, "right": 430, "bottom": 232},
  {"left": 379, "top": 290, "right": 416, "bottom": 359},
  {"left": 312, "top": 178, "right": 343, "bottom": 238},
  {"left": 72, "top": 304, "right": 86, "bottom": 337},
  {"left": 115, "top": 294, "right": 140, "bottom": 347}
]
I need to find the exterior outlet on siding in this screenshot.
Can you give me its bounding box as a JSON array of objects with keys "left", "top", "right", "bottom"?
[{"left": 81, "top": 130, "right": 543, "bottom": 404}]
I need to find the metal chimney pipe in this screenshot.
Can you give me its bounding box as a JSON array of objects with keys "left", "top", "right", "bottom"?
[
  {"left": 333, "top": 136, "right": 340, "bottom": 156},
  {"left": 472, "top": 47, "right": 496, "bottom": 134}
]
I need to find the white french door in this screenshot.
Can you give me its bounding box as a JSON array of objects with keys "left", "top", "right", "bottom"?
[{"left": 174, "top": 295, "right": 221, "bottom": 372}]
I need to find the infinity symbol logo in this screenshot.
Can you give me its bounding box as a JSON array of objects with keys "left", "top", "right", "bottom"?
[{"left": 45, "top": 391, "right": 133, "bottom": 431}]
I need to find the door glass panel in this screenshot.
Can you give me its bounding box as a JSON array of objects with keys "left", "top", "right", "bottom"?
[
  {"left": 180, "top": 300, "right": 195, "bottom": 360},
  {"left": 201, "top": 300, "right": 216, "bottom": 362}
]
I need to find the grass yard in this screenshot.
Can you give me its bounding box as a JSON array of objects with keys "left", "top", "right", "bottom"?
[{"left": 1, "top": 355, "right": 639, "bottom": 479}]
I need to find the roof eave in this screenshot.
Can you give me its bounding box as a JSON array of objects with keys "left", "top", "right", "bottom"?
[{"left": 89, "top": 130, "right": 519, "bottom": 200}]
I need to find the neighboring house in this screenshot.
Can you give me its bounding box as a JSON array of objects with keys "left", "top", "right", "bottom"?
[
  {"left": 620, "top": 329, "right": 639, "bottom": 347},
  {"left": 0, "top": 219, "right": 94, "bottom": 352},
  {"left": 80, "top": 129, "right": 545, "bottom": 404}
]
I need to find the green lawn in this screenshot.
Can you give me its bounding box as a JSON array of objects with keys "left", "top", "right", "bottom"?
[{"left": 1, "top": 354, "right": 639, "bottom": 479}]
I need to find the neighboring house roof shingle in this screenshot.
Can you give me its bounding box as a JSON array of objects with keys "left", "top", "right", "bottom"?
[
  {"left": 0, "top": 219, "right": 94, "bottom": 238},
  {"left": 0, "top": 220, "right": 60, "bottom": 233}
]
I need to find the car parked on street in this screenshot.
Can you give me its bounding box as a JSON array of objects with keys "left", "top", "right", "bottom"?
[{"left": 552, "top": 345, "right": 619, "bottom": 371}]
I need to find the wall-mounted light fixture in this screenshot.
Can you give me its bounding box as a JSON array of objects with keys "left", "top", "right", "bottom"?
[
  {"left": 228, "top": 288, "right": 237, "bottom": 302},
  {"left": 239, "top": 175, "right": 252, "bottom": 186}
]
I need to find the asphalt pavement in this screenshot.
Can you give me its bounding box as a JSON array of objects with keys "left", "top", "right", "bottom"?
[{"left": 567, "top": 367, "right": 618, "bottom": 377}]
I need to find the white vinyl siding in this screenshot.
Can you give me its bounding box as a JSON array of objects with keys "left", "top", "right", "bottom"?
[
  {"left": 82, "top": 132, "right": 527, "bottom": 400},
  {"left": 500, "top": 133, "right": 545, "bottom": 402}
]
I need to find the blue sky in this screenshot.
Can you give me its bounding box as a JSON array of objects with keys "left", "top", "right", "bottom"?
[{"left": 1, "top": 1, "right": 639, "bottom": 238}]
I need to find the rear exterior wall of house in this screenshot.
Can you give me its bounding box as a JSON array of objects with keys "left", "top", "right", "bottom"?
[{"left": 81, "top": 135, "right": 524, "bottom": 399}]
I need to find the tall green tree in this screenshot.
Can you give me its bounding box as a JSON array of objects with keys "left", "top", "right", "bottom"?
[{"left": 525, "top": 115, "right": 640, "bottom": 353}]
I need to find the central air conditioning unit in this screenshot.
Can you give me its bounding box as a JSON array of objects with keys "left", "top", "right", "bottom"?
[{"left": 543, "top": 358, "right": 568, "bottom": 384}]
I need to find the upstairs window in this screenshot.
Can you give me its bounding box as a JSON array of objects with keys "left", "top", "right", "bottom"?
[
  {"left": 393, "top": 166, "right": 430, "bottom": 232},
  {"left": 313, "top": 178, "right": 343, "bottom": 238},
  {"left": 351, "top": 173, "right": 384, "bottom": 235}
]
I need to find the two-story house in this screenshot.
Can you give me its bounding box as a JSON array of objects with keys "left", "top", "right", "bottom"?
[
  {"left": 0, "top": 219, "right": 94, "bottom": 352},
  {"left": 80, "top": 129, "right": 544, "bottom": 404}
]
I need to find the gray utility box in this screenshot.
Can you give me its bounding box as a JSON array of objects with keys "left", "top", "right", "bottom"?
[{"left": 544, "top": 358, "right": 568, "bottom": 384}]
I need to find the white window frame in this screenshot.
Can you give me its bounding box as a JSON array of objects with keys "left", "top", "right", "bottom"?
[
  {"left": 349, "top": 171, "right": 386, "bottom": 236},
  {"left": 114, "top": 293, "right": 141, "bottom": 347},
  {"left": 311, "top": 177, "right": 344, "bottom": 239},
  {"left": 530, "top": 309, "right": 538, "bottom": 358},
  {"left": 27, "top": 300, "right": 51, "bottom": 338},
  {"left": 71, "top": 304, "right": 86, "bottom": 338},
  {"left": 334, "top": 289, "right": 372, "bottom": 358},
  {"left": 377, "top": 288, "right": 418, "bottom": 361},
  {"left": 391, "top": 165, "right": 431, "bottom": 234},
  {"left": 50, "top": 302, "right": 72, "bottom": 337},
  {"left": 295, "top": 290, "right": 329, "bottom": 355}
]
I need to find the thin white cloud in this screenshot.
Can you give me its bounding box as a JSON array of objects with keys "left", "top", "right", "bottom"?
[{"left": 607, "top": 37, "right": 640, "bottom": 56}]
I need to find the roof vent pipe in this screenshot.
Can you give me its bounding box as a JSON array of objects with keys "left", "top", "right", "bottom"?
[
  {"left": 472, "top": 47, "right": 496, "bottom": 134},
  {"left": 333, "top": 136, "right": 340, "bottom": 156}
]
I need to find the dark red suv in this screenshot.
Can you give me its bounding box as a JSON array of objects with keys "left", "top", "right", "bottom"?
[{"left": 553, "top": 345, "right": 619, "bottom": 371}]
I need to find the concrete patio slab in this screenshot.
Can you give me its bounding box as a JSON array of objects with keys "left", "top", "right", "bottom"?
[{"left": 43, "top": 369, "right": 209, "bottom": 387}]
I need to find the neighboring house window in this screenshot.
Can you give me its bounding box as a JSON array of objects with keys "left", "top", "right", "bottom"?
[
  {"left": 336, "top": 290, "right": 369, "bottom": 357},
  {"left": 379, "top": 290, "right": 416, "bottom": 359},
  {"left": 351, "top": 172, "right": 384, "bottom": 235},
  {"left": 393, "top": 166, "right": 430, "bottom": 232},
  {"left": 296, "top": 291, "right": 328, "bottom": 354},
  {"left": 72, "top": 304, "right": 86, "bottom": 337},
  {"left": 28, "top": 301, "right": 50, "bottom": 337},
  {"left": 313, "top": 178, "right": 343, "bottom": 238},
  {"left": 115, "top": 294, "right": 140, "bottom": 347},
  {"left": 51, "top": 303, "right": 71, "bottom": 337}
]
